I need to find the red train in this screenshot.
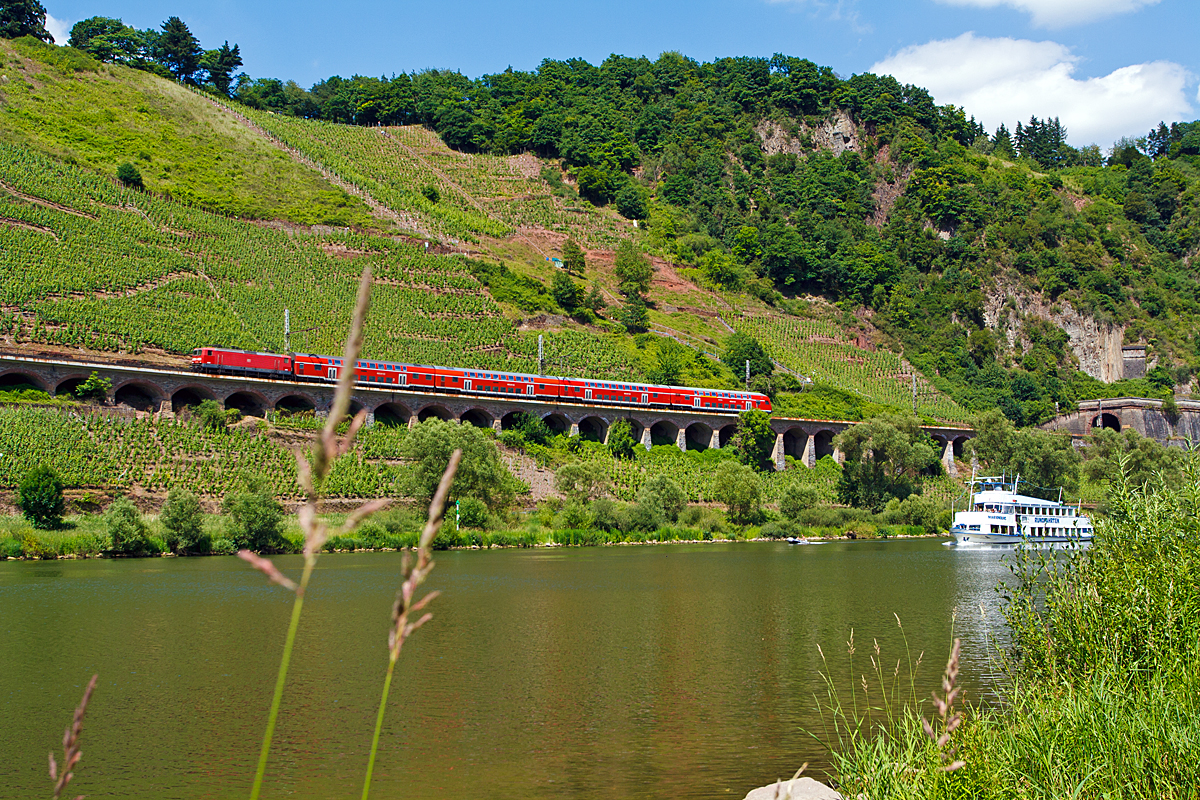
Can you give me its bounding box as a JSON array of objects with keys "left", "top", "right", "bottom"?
[{"left": 190, "top": 347, "right": 772, "bottom": 414}]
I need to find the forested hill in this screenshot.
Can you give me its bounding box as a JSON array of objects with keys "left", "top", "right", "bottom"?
[
  {"left": 8, "top": 24, "right": 1200, "bottom": 427},
  {"left": 236, "top": 52, "right": 1200, "bottom": 424}
]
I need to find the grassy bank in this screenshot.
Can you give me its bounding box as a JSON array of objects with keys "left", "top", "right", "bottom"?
[{"left": 820, "top": 458, "right": 1200, "bottom": 799}]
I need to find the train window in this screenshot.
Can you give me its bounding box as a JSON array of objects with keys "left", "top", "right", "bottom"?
[{"left": 452, "top": 377, "right": 459, "bottom": 383}]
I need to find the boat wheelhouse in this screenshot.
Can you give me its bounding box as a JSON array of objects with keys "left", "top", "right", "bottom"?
[{"left": 951, "top": 475, "right": 1093, "bottom": 545}]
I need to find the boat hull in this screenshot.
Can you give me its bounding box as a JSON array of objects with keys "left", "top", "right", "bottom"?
[{"left": 952, "top": 529, "right": 1092, "bottom": 546}]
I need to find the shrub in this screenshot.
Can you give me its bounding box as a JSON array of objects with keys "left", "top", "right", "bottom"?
[
  {"left": 712, "top": 460, "right": 761, "bottom": 525},
  {"left": 638, "top": 474, "right": 686, "bottom": 522},
  {"left": 161, "top": 488, "right": 206, "bottom": 553},
  {"left": 420, "top": 185, "right": 439, "bottom": 203},
  {"left": 18, "top": 464, "right": 65, "bottom": 529},
  {"left": 557, "top": 500, "right": 594, "bottom": 531},
  {"left": 196, "top": 399, "right": 229, "bottom": 431},
  {"left": 458, "top": 497, "right": 489, "bottom": 529},
  {"left": 882, "top": 494, "right": 947, "bottom": 534},
  {"left": 116, "top": 161, "right": 144, "bottom": 189},
  {"left": 222, "top": 483, "right": 284, "bottom": 552},
  {"left": 73, "top": 372, "right": 111, "bottom": 401},
  {"left": 1, "top": 536, "right": 22, "bottom": 559},
  {"left": 20, "top": 532, "right": 56, "bottom": 559},
  {"left": 209, "top": 537, "right": 237, "bottom": 555},
  {"left": 780, "top": 483, "right": 822, "bottom": 519},
  {"left": 760, "top": 520, "right": 799, "bottom": 539},
  {"left": 106, "top": 496, "right": 154, "bottom": 555},
  {"left": 606, "top": 418, "right": 638, "bottom": 460}
]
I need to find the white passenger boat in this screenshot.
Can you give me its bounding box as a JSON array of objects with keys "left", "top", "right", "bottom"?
[{"left": 950, "top": 475, "right": 1093, "bottom": 546}]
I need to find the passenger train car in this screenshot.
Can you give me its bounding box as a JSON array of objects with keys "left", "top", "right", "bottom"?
[{"left": 190, "top": 347, "right": 772, "bottom": 413}]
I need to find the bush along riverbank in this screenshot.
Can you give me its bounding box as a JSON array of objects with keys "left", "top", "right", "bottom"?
[{"left": 816, "top": 454, "right": 1200, "bottom": 799}]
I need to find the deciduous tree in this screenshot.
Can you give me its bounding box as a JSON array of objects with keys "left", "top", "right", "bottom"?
[{"left": 0, "top": 0, "right": 53, "bottom": 42}]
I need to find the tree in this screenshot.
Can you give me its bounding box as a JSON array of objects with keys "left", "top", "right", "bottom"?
[
  {"left": 161, "top": 488, "right": 205, "bottom": 553},
  {"left": 779, "top": 482, "right": 820, "bottom": 518},
  {"left": 551, "top": 270, "right": 580, "bottom": 312},
  {"left": 401, "top": 418, "right": 514, "bottom": 510},
  {"left": 106, "top": 496, "right": 153, "bottom": 555},
  {"left": 73, "top": 371, "right": 111, "bottom": 401},
  {"left": 195, "top": 398, "right": 229, "bottom": 431},
  {"left": 17, "top": 464, "right": 64, "bottom": 529},
  {"left": 968, "top": 409, "right": 1080, "bottom": 499},
  {"left": 222, "top": 480, "right": 284, "bottom": 552},
  {"left": 116, "top": 162, "right": 144, "bottom": 189},
  {"left": 69, "top": 16, "right": 148, "bottom": 63},
  {"left": 561, "top": 238, "right": 587, "bottom": 275},
  {"left": 649, "top": 338, "right": 688, "bottom": 385},
  {"left": 731, "top": 408, "right": 776, "bottom": 471},
  {"left": 583, "top": 283, "right": 606, "bottom": 314},
  {"left": 713, "top": 460, "right": 761, "bottom": 524},
  {"left": 606, "top": 418, "right": 638, "bottom": 459},
  {"left": 615, "top": 182, "right": 648, "bottom": 220},
  {"left": 638, "top": 474, "right": 686, "bottom": 522},
  {"left": 613, "top": 240, "right": 653, "bottom": 297},
  {"left": 1082, "top": 428, "right": 1185, "bottom": 492},
  {"left": 835, "top": 414, "right": 941, "bottom": 511},
  {"left": 618, "top": 294, "right": 649, "bottom": 333},
  {"left": 722, "top": 332, "right": 773, "bottom": 381},
  {"left": 201, "top": 41, "right": 241, "bottom": 96},
  {"left": 0, "top": 0, "right": 53, "bottom": 42},
  {"left": 156, "top": 16, "right": 202, "bottom": 82},
  {"left": 457, "top": 497, "right": 489, "bottom": 528},
  {"left": 555, "top": 460, "right": 609, "bottom": 502}
]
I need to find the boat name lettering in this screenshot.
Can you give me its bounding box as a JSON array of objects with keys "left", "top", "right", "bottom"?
[
  {"left": 1034, "top": 517, "right": 1060, "bottom": 523},
  {"left": 988, "top": 515, "right": 1007, "bottom": 520}
]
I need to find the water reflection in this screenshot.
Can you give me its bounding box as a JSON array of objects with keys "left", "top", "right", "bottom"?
[{"left": 0, "top": 540, "right": 1012, "bottom": 799}]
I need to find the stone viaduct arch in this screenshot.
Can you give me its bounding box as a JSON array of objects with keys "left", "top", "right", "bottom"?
[{"left": 0, "top": 353, "right": 977, "bottom": 471}]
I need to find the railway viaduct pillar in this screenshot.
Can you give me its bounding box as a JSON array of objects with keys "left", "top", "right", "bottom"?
[{"left": 0, "top": 354, "right": 975, "bottom": 471}]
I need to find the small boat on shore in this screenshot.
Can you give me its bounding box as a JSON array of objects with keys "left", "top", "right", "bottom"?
[{"left": 950, "top": 474, "right": 1093, "bottom": 546}]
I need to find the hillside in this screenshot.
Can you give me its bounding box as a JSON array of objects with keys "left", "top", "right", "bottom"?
[{"left": 6, "top": 39, "right": 1200, "bottom": 429}]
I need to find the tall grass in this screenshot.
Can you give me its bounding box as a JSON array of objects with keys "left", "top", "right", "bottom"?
[{"left": 821, "top": 453, "right": 1200, "bottom": 799}]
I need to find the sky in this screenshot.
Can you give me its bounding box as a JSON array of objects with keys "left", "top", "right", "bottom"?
[{"left": 42, "top": 0, "right": 1200, "bottom": 148}]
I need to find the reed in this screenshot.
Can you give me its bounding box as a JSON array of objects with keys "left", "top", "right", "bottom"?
[
  {"left": 49, "top": 673, "right": 97, "bottom": 800},
  {"left": 242, "top": 266, "right": 384, "bottom": 800}
]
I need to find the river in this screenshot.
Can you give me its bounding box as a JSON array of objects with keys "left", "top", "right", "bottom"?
[{"left": 1, "top": 539, "right": 1012, "bottom": 799}]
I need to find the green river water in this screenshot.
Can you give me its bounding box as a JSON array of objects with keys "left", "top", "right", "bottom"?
[{"left": 1, "top": 539, "right": 1011, "bottom": 799}]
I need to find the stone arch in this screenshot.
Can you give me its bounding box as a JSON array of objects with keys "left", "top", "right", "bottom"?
[
  {"left": 782, "top": 428, "right": 809, "bottom": 460},
  {"left": 685, "top": 422, "right": 713, "bottom": 451},
  {"left": 275, "top": 394, "right": 316, "bottom": 415},
  {"left": 717, "top": 423, "right": 737, "bottom": 448},
  {"left": 225, "top": 391, "right": 268, "bottom": 418},
  {"left": 620, "top": 418, "right": 645, "bottom": 444},
  {"left": 1092, "top": 413, "right": 1121, "bottom": 432},
  {"left": 460, "top": 408, "right": 493, "bottom": 428},
  {"left": 813, "top": 430, "right": 836, "bottom": 459},
  {"left": 417, "top": 404, "right": 453, "bottom": 422},
  {"left": 171, "top": 385, "right": 216, "bottom": 413},
  {"left": 578, "top": 416, "right": 607, "bottom": 443},
  {"left": 542, "top": 413, "right": 569, "bottom": 435},
  {"left": 500, "top": 410, "right": 529, "bottom": 430},
  {"left": 374, "top": 402, "right": 411, "bottom": 427},
  {"left": 953, "top": 436, "right": 969, "bottom": 458},
  {"left": 0, "top": 370, "right": 50, "bottom": 393},
  {"left": 113, "top": 381, "right": 163, "bottom": 412},
  {"left": 650, "top": 420, "right": 679, "bottom": 448},
  {"left": 931, "top": 434, "right": 947, "bottom": 451},
  {"left": 54, "top": 374, "right": 93, "bottom": 397}
]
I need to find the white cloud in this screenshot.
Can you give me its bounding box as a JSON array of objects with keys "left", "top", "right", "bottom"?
[
  {"left": 765, "top": 0, "right": 870, "bottom": 32},
  {"left": 871, "top": 33, "right": 1193, "bottom": 146},
  {"left": 44, "top": 13, "right": 70, "bottom": 45},
  {"left": 934, "top": 0, "right": 1160, "bottom": 28}
]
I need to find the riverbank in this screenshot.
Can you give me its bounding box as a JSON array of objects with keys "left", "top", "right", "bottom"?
[
  {"left": 816, "top": 467, "right": 1200, "bottom": 799},
  {"left": 1, "top": 511, "right": 939, "bottom": 559}
]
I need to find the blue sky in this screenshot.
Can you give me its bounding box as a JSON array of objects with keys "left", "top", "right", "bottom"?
[{"left": 43, "top": 0, "right": 1200, "bottom": 147}]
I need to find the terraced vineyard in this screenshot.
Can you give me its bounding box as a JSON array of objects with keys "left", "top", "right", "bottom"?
[
  {"left": 0, "top": 406, "right": 411, "bottom": 498},
  {"left": 734, "top": 314, "right": 973, "bottom": 423},
  {"left": 234, "top": 105, "right": 632, "bottom": 247},
  {"left": 0, "top": 143, "right": 641, "bottom": 379}
]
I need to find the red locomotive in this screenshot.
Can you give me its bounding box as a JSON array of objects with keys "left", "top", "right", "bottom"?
[{"left": 190, "top": 346, "right": 772, "bottom": 413}]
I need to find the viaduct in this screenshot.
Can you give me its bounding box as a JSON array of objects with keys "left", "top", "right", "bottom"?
[
  {"left": 1043, "top": 397, "right": 1200, "bottom": 445},
  {"left": 0, "top": 354, "right": 973, "bottom": 474}
]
